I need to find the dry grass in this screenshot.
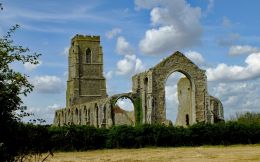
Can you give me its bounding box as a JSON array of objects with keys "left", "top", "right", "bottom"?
[{"left": 45, "top": 145, "right": 260, "bottom": 162}]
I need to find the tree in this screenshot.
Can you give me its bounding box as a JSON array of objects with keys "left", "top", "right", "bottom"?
[
  {"left": 0, "top": 24, "right": 41, "bottom": 124},
  {"left": 0, "top": 5, "right": 41, "bottom": 161}
]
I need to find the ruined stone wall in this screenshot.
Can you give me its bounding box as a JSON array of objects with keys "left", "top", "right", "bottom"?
[
  {"left": 54, "top": 92, "right": 138, "bottom": 128},
  {"left": 132, "top": 51, "right": 209, "bottom": 125},
  {"left": 210, "top": 96, "right": 224, "bottom": 122},
  {"left": 54, "top": 36, "right": 224, "bottom": 127},
  {"left": 54, "top": 97, "right": 113, "bottom": 128}
]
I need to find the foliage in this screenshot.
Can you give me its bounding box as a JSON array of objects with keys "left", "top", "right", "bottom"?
[
  {"left": 0, "top": 5, "right": 41, "bottom": 161},
  {"left": 20, "top": 123, "right": 260, "bottom": 152},
  {"left": 1, "top": 122, "right": 259, "bottom": 160},
  {"left": 49, "top": 125, "right": 108, "bottom": 151},
  {"left": 134, "top": 97, "right": 142, "bottom": 125},
  {"left": 0, "top": 25, "right": 41, "bottom": 123},
  {"left": 232, "top": 112, "right": 260, "bottom": 125}
]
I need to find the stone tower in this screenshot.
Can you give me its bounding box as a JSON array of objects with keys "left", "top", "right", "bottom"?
[{"left": 66, "top": 35, "right": 107, "bottom": 107}]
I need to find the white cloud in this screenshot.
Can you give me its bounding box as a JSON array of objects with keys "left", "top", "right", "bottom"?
[
  {"left": 47, "top": 103, "right": 60, "bottom": 110},
  {"left": 165, "top": 85, "right": 178, "bottom": 104},
  {"left": 229, "top": 45, "right": 259, "bottom": 55},
  {"left": 31, "top": 75, "right": 64, "bottom": 93},
  {"left": 116, "top": 99, "right": 134, "bottom": 111},
  {"left": 116, "top": 55, "right": 144, "bottom": 75},
  {"left": 105, "top": 71, "right": 113, "bottom": 80},
  {"left": 24, "top": 61, "right": 42, "bottom": 71},
  {"left": 137, "top": 0, "right": 202, "bottom": 55},
  {"left": 116, "top": 36, "right": 134, "bottom": 55},
  {"left": 24, "top": 103, "right": 62, "bottom": 124},
  {"left": 207, "top": 52, "right": 260, "bottom": 81},
  {"left": 105, "top": 28, "right": 122, "bottom": 39},
  {"left": 63, "top": 47, "right": 69, "bottom": 55},
  {"left": 185, "top": 50, "right": 204, "bottom": 65},
  {"left": 209, "top": 80, "right": 260, "bottom": 119}
]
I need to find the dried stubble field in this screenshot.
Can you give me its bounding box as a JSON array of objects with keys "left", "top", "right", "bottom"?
[{"left": 44, "top": 144, "right": 260, "bottom": 162}]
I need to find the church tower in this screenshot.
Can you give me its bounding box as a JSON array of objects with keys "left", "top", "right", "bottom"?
[{"left": 66, "top": 35, "right": 107, "bottom": 107}]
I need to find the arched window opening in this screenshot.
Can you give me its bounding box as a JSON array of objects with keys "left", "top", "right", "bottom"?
[
  {"left": 61, "top": 111, "right": 64, "bottom": 124},
  {"left": 84, "top": 106, "right": 87, "bottom": 125},
  {"left": 144, "top": 77, "right": 148, "bottom": 123},
  {"left": 64, "top": 111, "right": 67, "bottom": 124},
  {"left": 71, "top": 111, "right": 74, "bottom": 125},
  {"left": 67, "top": 109, "right": 71, "bottom": 125},
  {"left": 165, "top": 72, "right": 192, "bottom": 126},
  {"left": 58, "top": 114, "right": 60, "bottom": 127},
  {"left": 114, "top": 97, "right": 135, "bottom": 126},
  {"left": 88, "top": 108, "right": 91, "bottom": 125},
  {"left": 96, "top": 104, "right": 99, "bottom": 127},
  {"left": 86, "top": 48, "right": 91, "bottom": 63},
  {"left": 103, "top": 106, "right": 106, "bottom": 122},
  {"left": 75, "top": 108, "right": 78, "bottom": 124},
  {"left": 79, "top": 109, "right": 82, "bottom": 125}
]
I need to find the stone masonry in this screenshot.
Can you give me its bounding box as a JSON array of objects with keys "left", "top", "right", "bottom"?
[{"left": 53, "top": 35, "right": 224, "bottom": 127}]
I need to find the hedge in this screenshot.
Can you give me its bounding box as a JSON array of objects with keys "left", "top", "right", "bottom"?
[{"left": 1, "top": 121, "right": 260, "bottom": 161}]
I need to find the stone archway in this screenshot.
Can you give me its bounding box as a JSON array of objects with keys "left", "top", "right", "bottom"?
[
  {"left": 164, "top": 70, "right": 195, "bottom": 125},
  {"left": 152, "top": 51, "right": 207, "bottom": 124},
  {"left": 111, "top": 93, "right": 136, "bottom": 126}
]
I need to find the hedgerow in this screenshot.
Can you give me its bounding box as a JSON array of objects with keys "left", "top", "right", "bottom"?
[{"left": 1, "top": 121, "right": 260, "bottom": 161}]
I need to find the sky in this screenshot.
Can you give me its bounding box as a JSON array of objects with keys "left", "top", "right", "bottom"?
[{"left": 1, "top": 0, "right": 260, "bottom": 124}]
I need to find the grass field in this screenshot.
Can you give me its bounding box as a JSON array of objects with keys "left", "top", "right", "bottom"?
[{"left": 45, "top": 145, "right": 260, "bottom": 162}]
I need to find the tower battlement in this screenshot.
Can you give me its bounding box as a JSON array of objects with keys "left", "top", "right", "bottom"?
[{"left": 72, "top": 34, "right": 100, "bottom": 42}]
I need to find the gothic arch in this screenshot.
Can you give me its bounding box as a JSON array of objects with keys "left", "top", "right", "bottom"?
[
  {"left": 164, "top": 69, "right": 195, "bottom": 125},
  {"left": 86, "top": 48, "right": 91, "bottom": 63},
  {"left": 152, "top": 51, "right": 207, "bottom": 124},
  {"left": 112, "top": 94, "right": 136, "bottom": 125}
]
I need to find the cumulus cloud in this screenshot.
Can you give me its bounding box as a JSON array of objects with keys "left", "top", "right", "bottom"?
[
  {"left": 209, "top": 80, "right": 260, "bottom": 118},
  {"left": 115, "top": 36, "right": 145, "bottom": 75},
  {"left": 24, "top": 61, "right": 42, "bottom": 71},
  {"left": 206, "top": 52, "right": 260, "bottom": 81},
  {"left": 229, "top": 45, "right": 259, "bottom": 55},
  {"left": 165, "top": 85, "right": 178, "bottom": 104},
  {"left": 116, "top": 55, "right": 144, "bottom": 75},
  {"left": 31, "top": 75, "right": 64, "bottom": 93},
  {"left": 185, "top": 50, "right": 204, "bottom": 65},
  {"left": 105, "top": 28, "right": 122, "bottom": 39},
  {"left": 136, "top": 0, "right": 202, "bottom": 55},
  {"left": 116, "top": 36, "right": 134, "bottom": 55}
]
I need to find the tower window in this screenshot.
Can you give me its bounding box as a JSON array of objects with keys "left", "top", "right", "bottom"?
[
  {"left": 86, "top": 48, "right": 91, "bottom": 63},
  {"left": 186, "top": 114, "right": 189, "bottom": 126}
]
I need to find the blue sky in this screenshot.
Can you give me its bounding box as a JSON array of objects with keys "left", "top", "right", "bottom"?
[{"left": 1, "top": 0, "right": 260, "bottom": 124}]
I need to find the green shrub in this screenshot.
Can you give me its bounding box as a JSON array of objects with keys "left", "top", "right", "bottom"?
[{"left": 2, "top": 121, "right": 260, "bottom": 158}]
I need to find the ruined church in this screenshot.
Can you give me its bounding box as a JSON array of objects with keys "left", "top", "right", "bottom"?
[{"left": 53, "top": 35, "right": 224, "bottom": 127}]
